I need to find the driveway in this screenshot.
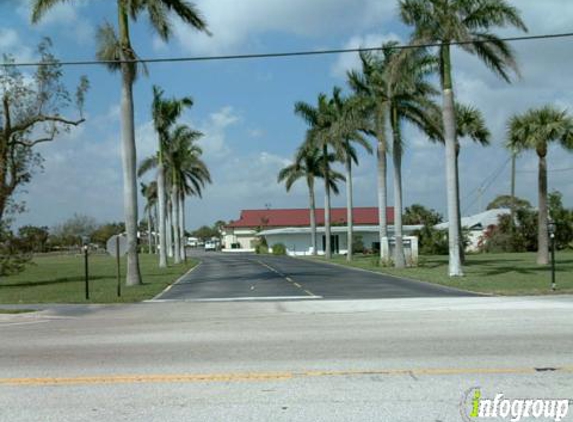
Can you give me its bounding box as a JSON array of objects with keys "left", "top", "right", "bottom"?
[{"left": 157, "top": 251, "right": 475, "bottom": 301}]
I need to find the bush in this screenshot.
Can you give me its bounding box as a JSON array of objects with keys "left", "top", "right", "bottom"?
[
  {"left": 271, "top": 243, "right": 287, "bottom": 255},
  {"left": 352, "top": 235, "right": 365, "bottom": 254},
  {"left": 414, "top": 224, "right": 449, "bottom": 255}
]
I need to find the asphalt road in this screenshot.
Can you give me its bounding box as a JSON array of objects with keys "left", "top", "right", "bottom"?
[
  {"left": 1, "top": 297, "right": 572, "bottom": 421},
  {"left": 157, "top": 251, "right": 473, "bottom": 301}
]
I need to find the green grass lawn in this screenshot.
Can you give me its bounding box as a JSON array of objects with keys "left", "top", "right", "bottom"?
[
  {"left": 308, "top": 251, "right": 573, "bottom": 296},
  {"left": 0, "top": 253, "right": 197, "bottom": 304}
]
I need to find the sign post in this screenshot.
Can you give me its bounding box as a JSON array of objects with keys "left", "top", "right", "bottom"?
[{"left": 106, "top": 234, "right": 129, "bottom": 297}]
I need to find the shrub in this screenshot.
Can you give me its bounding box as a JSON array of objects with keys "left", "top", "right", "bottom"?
[
  {"left": 352, "top": 235, "right": 365, "bottom": 254},
  {"left": 271, "top": 243, "right": 287, "bottom": 255}
]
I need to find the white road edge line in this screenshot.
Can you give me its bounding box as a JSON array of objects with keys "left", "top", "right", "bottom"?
[
  {"left": 147, "top": 296, "right": 323, "bottom": 303},
  {"left": 150, "top": 261, "right": 203, "bottom": 301}
]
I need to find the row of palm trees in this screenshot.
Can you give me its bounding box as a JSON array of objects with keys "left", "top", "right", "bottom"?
[
  {"left": 281, "top": 0, "right": 572, "bottom": 274},
  {"left": 32, "top": 0, "right": 210, "bottom": 285},
  {"left": 139, "top": 86, "right": 211, "bottom": 267}
]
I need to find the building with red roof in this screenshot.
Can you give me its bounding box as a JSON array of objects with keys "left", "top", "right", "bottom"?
[{"left": 222, "top": 207, "right": 395, "bottom": 251}]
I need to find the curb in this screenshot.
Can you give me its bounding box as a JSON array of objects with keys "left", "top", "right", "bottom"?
[{"left": 150, "top": 261, "right": 203, "bottom": 301}]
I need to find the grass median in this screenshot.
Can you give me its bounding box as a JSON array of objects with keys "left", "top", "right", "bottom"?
[
  {"left": 0, "top": 253, "right": 198, "bottom": 304},
  {"left": 306, "top": 251, "right": 573, "bottom": 296}
]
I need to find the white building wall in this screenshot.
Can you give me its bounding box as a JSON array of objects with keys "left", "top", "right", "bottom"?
[{"left": 263, "top": 231, "right": 418, "bottom": 265}]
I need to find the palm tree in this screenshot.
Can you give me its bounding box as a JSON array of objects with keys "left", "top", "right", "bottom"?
[
  {"left": 428, "top": 103, "right": 491, "bottom": 263},
  {"left": 32, "top": 0, "right": 209, "bottom": 284},
  {"left": 295, "top": 94, "right": 338, "bottom": 259},
  {"left": 385, "top": 44, "right": 440, "bottom": 268},
  {"left": 169, "top": 125, "right": 211, "bottom": 262},
  {"left": 149, "top": 86, "right": 193, "bottom": 267},
  {"left": 400, "top": 0, "right": 527, "bottom": 276},
  {"left": 278, "top": 142, "right": 343, "bottom": 256},
  {"left": 140, "top": 124, "right": 210, "bottom": 263},
  {"left": 507, "top": 106, "right": 573, "bottom": 265},
  {"left": 330, "top": 88, "right": 373, "bottom": 262},
  {"left": 140, "top": 182, "right": 158, "bottom": 254},
  {"left": 453, "top": 104, "right": 491, "bottom": 262},
  {"left": 348, "top": 50, "right": 392, "bottom": 264}
]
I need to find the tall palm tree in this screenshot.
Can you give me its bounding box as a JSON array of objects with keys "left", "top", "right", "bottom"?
[
  {"left": 330, "top": 88, "right": 373, "bottom": 262},
  {"left": 348, "top": 50, "right": 392, "bottom": 264},
  {"left": 400, "top": 0, "right": 527, "bottom": 276},
  {"left": 139, "top": 124, "right": 210, "bottom": 263},
  {"left": 32, "top": 0, "right": 209, "bottom": 285},
  {"left": 169, "top": 125, "right": 211, "bottom": 262},
  {"left": 149, "top": 86, "right": 192, "bottom": 267},
  {"left": 385, "top": 44, "right": 440, "bottom": 268},
  {"left": 295, "top": 94, "right": 341, "bottom": 259},
  {"left": 428, "top": 103, "right": 491, "bottom": 263},
  {"left": 507, "top": 106, "right": 573, "bottom": 265},
  {"left": 278, "top": 142, "right": 343, "bottom": 256}
]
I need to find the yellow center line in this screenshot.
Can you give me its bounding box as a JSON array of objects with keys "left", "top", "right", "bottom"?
[{"left": 3, "top": 366, "right": 570, "bottom": 387}]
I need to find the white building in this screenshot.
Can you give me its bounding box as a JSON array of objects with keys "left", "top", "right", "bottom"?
[
  {"left": 259, "top": 225, "right": 420, "bottom": 265},
  {"left": 435, "top": 208, "right": 511, "bottom": 252},
  {"left": 222, "top": 207, "right": 388, "bottom": 252}
]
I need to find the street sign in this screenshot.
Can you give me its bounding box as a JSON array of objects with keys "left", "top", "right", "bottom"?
[{"left": 106, "top": 234, "right": 128, "bottom": 257}]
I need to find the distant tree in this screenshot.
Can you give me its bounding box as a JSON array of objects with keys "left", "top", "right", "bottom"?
[
  {"left": 403, "top": 204, "right": 443, "bottom": 226},
  {"left": 192, "top": 226, "right": 219, "bottom": 242},
  {"left": 487, "top": 195, "right": 532, "bottom": 211},
  {"left": 91, "top": 222, "right": 125, "bottom": 247},
  {"left": 17, "top": 226, "right": 50, "bottom": 253},
  {"left": 51, "top": 214, "right": 98, "bottom": 247}
]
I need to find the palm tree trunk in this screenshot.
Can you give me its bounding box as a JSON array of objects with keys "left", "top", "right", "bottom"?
[
  {"left": 323, "top": 144, "right": 331, "bottom": 259},
  {"left": 308, "top": 177, "right": 317, "bottom": 256},
  {"left": 345, "top": 155, "right": 354, "bottom": 262},
  {"left": 537, "top": 152, "right": 549, "bottom": 265},
  {"left": 391, "top": 107, "right": 406, "bottom": 268},
  {"left": 147, "top": 206, "right": 153, "bottom": 254},
  {"left": 118, "top": 1, "right": 141, "bottom": 286},
  {"left": 376, "top": 109, "right": 389, "bottom": 264},
  {"left": 441, "top": 44, "right": 463, "bottom": 276},
  {"left": 157, "top": 164, "right": 167, "bottom": 267},
  {"left": 179, "top": 192, "right": 186, "bottom": 262},
  {"left": 154, "top": 203, "right": 159, "bottom": 256},
  {"left": 455, "top": 145, "right": 466, "bottom": 264},
  {"left": 166, "top": 201, "right": 173, "bottom": 259},
  {"left": 171, "top": 185, "right": 181, "bottom": 264}
]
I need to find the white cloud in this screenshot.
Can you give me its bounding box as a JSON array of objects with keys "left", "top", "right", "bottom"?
[
  {"left": 17, "top": 0, "right": 94, "bottom": 45},
  {"left": 0, "top": 28, "right": 34, "bottom": 63},
  {"left": 331, "top": 32, "right": 402, "bottom": 79},
  {"left": 173, "top": 0, "right": 396, "bottom": 54}
]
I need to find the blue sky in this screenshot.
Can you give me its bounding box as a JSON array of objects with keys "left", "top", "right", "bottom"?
[{"left": 1, "top": 0, "right": 572, "bottom": 230}]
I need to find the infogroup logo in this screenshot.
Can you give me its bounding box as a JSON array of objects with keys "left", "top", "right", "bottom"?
[{"left": 460, "top": 387, "right": 570, "bottom": 422}]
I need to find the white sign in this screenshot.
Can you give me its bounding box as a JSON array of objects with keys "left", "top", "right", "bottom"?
[{"left": 106, "top": 234, "right": 128, "bottom": 257}]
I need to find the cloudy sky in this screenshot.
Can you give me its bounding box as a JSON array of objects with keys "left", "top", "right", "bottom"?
[{"left": 1, "top": 0, "right": 572, "bottom": 230}]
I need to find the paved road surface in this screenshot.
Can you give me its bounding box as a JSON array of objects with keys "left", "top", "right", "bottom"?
[
  {"left": 1, "top": 297, "right": 572, "bottom": 421},
  {"left": 158, "top": 251, "right": 474, "bottom": 301}
]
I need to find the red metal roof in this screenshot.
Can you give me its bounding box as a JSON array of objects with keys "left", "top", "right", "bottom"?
[{"left": 227, "top": 207, "right": 393, "bottom": 229}]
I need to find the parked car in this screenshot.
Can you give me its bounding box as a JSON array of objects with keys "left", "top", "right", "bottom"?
[{"left": 204, "top": 241, "right": 217, "bottom": 251}]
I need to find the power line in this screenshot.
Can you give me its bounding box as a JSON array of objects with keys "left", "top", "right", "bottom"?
[
  {"left": 2, "top": 31, "right": 573, "bottom": 68},
  {"left": 463, "top": 157, "right": 511, "bottom": 214}
]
